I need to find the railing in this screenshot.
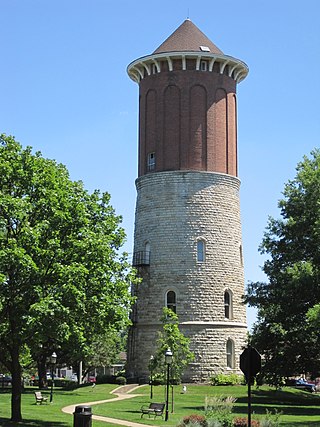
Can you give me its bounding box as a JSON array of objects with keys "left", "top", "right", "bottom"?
[{"left": 132, "top": 251, "right": 150, "bottom": 266}]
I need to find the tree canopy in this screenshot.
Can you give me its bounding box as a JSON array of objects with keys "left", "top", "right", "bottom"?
[
  {"left": 0, "top": 134, "right": 138, "bottom": 420},
  {"left": 246, "top": 149, "right": 320, "bottom": 385}
]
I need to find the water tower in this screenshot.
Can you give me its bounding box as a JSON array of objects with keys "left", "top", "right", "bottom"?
[{"left": 126, "top": 19, "right": 248, "bottom": 382}]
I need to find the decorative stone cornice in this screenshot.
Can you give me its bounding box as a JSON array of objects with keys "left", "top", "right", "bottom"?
[{"left": 127, "top": 51, "right": 248, "bottom": 84}]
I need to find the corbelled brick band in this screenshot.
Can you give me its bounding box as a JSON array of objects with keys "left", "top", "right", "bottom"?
[{"left": 126, "top": 171, "right": 247, "bottom": 382}]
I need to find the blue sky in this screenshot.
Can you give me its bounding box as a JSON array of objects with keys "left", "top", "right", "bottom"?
[{"left": 1, "top": 0, "right": 319, "bottom": 328}]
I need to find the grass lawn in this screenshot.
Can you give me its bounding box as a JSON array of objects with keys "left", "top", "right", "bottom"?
[
  {"left": 0, "top": 384, "right": 118, "bottom": 427},
  {"left": 94, "top": 384, "right": 320, "bottom": 426},
  {"left": 1, "top": 383, "right": 320, "bottom": 426}
]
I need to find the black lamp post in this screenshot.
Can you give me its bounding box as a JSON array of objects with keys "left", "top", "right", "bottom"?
[
  {"left": 164, "top": 348, "right": 173, "bottom": 421},
  {"left": 49, "top": 352, "right": 57, "bottom": 403},
  {"left": 149, "top": 355, "right": 154, "bottom": 399}
]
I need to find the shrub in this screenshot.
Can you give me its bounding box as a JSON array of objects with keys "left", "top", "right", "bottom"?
[
  {"left": 259, "top": 409, "right": 282, "bottom": 427},
  {"left": 233, "top": 418, "right": 260, "bottom": 427},
  {"left": 205, "top": 395, "right": 237, "bottom": 415},
  {"left": 96, "top": 374, "right": 110, "bottom": 384},
  {"left": 205, "top": 396, "right": 237, "bottom": 427},
  {"left": 206, "top": 420, "right": 223, "bottom": 427},
  {"left": 115, "top": 376, "right": 126, "bottom": 385},
  {"left": 208, "top": 417, "right": 233, "bottom": 427},
  {"left": 210, "top": 374, "right": 244, "bottom": 386},
  {"left": 96, "top": 374, "right": 119, "bottom": 384},
  {"left": 152, "top": 372, "right": 165, "bottom": 385},
  {"left": 48, "top": 378, "right": 74, "bottom": 388},
  {"left": 179, "top": 414, "right": 207, "bottom": 427},
  {"left": 63, "top": 381, "right": 79, "bottom": 390}
]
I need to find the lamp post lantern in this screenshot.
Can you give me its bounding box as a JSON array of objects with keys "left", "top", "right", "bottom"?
[
  {"left": 49, "top": 352, "right": 57, "bottom": 403},
  {"left": 149, "top": 355, "right": 154, "bottom": 399},
  {"left": 164, "top": 349, "right": 173, "bottom": 421}
]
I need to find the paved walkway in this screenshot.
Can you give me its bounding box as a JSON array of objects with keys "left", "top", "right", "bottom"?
[{"left": 62, "top": 384, "right": 157, "bottom": 427}]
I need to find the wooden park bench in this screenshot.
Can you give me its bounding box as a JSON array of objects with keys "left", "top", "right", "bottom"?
[
  {"left": 34, "top": 391, "right": 48, "bottom": 404},
  {"left": 140, "top": 402, "right": 165, "bottom": 419}
]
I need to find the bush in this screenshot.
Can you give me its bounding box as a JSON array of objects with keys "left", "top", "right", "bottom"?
[
  {"left": 47, "top": 378, "right": 74, "bottom": 388},
  {"left": 96, "top": 374, "right": 127, "bottom": 385},
  {"left": 233, "top": 418, "right": 260, "bottom": 427},
  {"left": 115, "top": 376, "right": 126, "bottom": 385},
  {"left": 210, "top": 374, "right": 244, "bottom": 386},
  {"left": 152, "top": 373, "right": 165, "bottom": 385},
  {"left": 205, "top": 395, "right": 237, "bottom": 415},
  {"left": 178, "top": 414, "right": 207, "bottom": 427},
  {"left": 205, "top": 396, "right": 237, "bottom": 427},
  {"left": 259, "top": 409, "right": 282, "bottom": 427},
  {"left": 206, "top": 420, "right": 223, "bottom": 427},
  {"left": 96, "top": 374, "right": 109, "bottom": 384},
  {"left": 63, "top": 381, "right": 79, "bottom": 390},
  {"left": 96, "top": 374, "right": 117, "bottom": 384},
  {"left": 116, "top": 369, "right": 126, "bottom": 377}
]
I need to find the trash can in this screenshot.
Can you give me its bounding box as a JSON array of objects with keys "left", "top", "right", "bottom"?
[{"left": 73, "top": 405, "right": 92, "bottom": 427}]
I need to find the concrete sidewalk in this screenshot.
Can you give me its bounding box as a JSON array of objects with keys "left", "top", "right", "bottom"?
[{"left": 62, "top": 384, "right": 159, "bottom": 427}]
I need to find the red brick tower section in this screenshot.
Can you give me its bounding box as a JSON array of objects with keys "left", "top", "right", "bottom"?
[{"left": 128, "top": 19, "right": 248, "bottom": 178}]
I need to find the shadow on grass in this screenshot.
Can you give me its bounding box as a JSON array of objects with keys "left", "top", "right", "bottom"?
[
  {"left": 181, "top": 388, "right": 320, "bottom": 423},
  {"left": 0, "top": 417, "right": 68, "bottom": 427},
  {"left": 0, "top": 388, "right": 85, "bottom": 398},
  {"left": 280, "top": 422, "right": 320, "bottom": 427},
  {"left": 181, "top": 406, "right": 203, "bottom": 411},
  {"left": 243, "top": 388, "right": 320, "bottom": 405},
  {"left": 118, "top": 409, "right": 141, "bottom": 414},
  {"left": 232, "top": 404, "right": 320, "bottom": 416}
]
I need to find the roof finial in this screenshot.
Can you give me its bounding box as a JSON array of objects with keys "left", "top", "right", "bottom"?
[{"left": 187, "top": 8, "right": 190, "bottom": 20}]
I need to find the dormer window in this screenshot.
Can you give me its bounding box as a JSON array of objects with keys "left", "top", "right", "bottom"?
[{"left": 147, "top": 152, "right": 155, "bottom": 171}]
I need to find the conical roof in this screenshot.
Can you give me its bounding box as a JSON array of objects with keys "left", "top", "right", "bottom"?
[
  {"left": 153, "top": 19, "right": 223, "bottom": 55},
  {"left": 127, "top": 19, "right": 248, "bottom": 84}
]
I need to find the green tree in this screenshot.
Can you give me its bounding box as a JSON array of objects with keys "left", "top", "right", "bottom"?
[
  {"left": 245, "top": 149, "right": 320, "bottom": 385},
  {"left": 59, "top": 327, "right": 126, "bottom": 383},
  {"left": 0, "top": 134, "right": 138, "bottom": 421},
  {"left": 152, "top": 308, "right": 194, "bottom": 383}
]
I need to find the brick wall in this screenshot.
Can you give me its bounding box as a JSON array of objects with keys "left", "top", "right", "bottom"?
[{"left": 138, "top": 67, "right": 238, "bottom": 177}]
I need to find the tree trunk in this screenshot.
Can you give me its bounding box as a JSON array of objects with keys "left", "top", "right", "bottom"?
[
  {"left": 38, "top": 356, "right": 48, "bottom": 389},
  {"left": 75, "top": 362, "right": 81, "bottom": 385},
  {"left": 11, "top": 345, "right": 22, "bottom": 422}
]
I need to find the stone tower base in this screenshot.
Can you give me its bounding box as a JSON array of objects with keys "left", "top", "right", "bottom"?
[{"left": 127, "top": 171, "right": 247, "bottom": 383}]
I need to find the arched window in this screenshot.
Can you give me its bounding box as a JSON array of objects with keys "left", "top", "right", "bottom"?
[
  {"left": 226, "top": 339, "right": 234, "bottom": 369},
  {"left": 224, "top": 290, "right": 233, "bottom": 319},
  {"left": 166, "top": 290, "right": 176, "bottom": 313},
  {"left": 197, "top": 239, "right": 205, "bottom": 262}
]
